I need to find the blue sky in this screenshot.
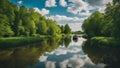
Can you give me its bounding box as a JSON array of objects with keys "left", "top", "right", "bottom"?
[{"left": 9, "top": 0, "right": 112, "bottom": 31}]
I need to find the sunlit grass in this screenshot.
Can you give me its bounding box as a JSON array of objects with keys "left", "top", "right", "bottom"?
[
  {"left": 91, "top": 37, "right": 119, "bottom": 46},
  {"left": 0, "top": 37, "right": 46, "bottom": 48}
]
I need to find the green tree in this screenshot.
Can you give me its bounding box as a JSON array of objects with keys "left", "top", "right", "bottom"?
[
  {"left": 101, "top": 3, "right": 113, "bottom": 37},
  {"left": 0, "top": 14, "right": 14, "bottom": 37},
  {"left": 64, "top": 24, "right": 71, "bottom": 34},
  {"left": 47, "top": 26, "right": 56, "bottom": 35},
  {"left": 60, "top": 25, "right": 65, "bottom": 33},
  {"left": 37, "top": 20, "right": 47, "bottom": 35},
  {"left": 111, "top": 4, "right": 120, "bottom": 39},
  {"left": 0, "top": 0, "right": 66, "bottom": 37},
  {"left": 82, "top": 11, "right": 104, "bottom": 38},
  {"left": 113, "top": 0, "right": 120, "bottom": 4}
]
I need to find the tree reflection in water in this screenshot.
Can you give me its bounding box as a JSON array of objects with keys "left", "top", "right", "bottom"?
[
  {"left": 0, "top": 37, "right": 71, "bottom": 68},
  {"left": 0, "top": 37, "right": 113, "bottom": 68},
  {"left": 82, "top": 40, "right": 120, "bottom": 68}
]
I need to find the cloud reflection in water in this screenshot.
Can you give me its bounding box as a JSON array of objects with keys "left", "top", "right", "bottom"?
[{"left": 38, "top": 37, "right": 105, "bottom": 68}]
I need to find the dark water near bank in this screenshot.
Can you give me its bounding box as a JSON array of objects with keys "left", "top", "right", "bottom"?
[{"left": 0, "top": 36, "right": 120, "bottom": 68}]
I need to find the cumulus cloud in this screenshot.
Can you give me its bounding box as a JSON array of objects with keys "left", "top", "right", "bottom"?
[
  {"left": 69, "top": 23, "right": 83, "bottom": 31},
  {"left": 85, "top": 0, "right": 112, "bottom": 7},
  {"left": 78, "top": 10, "right": 92, "bottom": 17},
  {"left": 17, "top": 0, "right": 23, "bottom": 5},
  {"left": 67, "top": 0, "right": 89, "bottom": 14},
  {"left": 45, "top": 0, "right": 56, "bottom": 7},
  {"left": 67, "top": 0, "right": 112, "bottom": 14},
  {"left": 85, "top": 0, "right": 113, "bottom": 13},
  {"left": 49, "top": 15, "right": 85, "bottom": 24},
  {"left": 59, "top": 0, "right": 67, "bottom": 7},
  {"left": 34, "top": 8, "right": 50, "bottom": 16},
  {"left": 48, "top": 15, "right": 86, "bottom": 31}
]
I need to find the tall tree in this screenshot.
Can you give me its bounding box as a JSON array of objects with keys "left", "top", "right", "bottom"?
[
  {"left": 82, "top": 11, "right": 104, "bottom": 38},
  {"left": 37, "top": 20, "right": 47, "bottom": 35},
  {"left": 64, "top": 24, "right": 71, "bottom": 34}
]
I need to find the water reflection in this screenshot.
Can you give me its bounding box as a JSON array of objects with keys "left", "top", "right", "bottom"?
[
  {"left": 82, "top": 40, "right": 120, "bottom": 68},
  {"left": 0, "top": 36, "right": 108, "bottom": 68},
  {"left": 38, "top": 37, "right": 105, "bottom": 68},
  {"left": 0, "top": 37, "right": 71, "bottom": 68}
]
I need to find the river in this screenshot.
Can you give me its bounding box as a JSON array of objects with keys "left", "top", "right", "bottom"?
[{"left": 0, "top": 36, "right": 120, "bottom": 68}]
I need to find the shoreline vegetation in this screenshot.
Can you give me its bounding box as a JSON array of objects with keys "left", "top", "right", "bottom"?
[
  {"left": 91, "top": 37, "right": 119, "bottom": 46},
  {"left": 82, "top": 0, "right": 120, "bottom": 46},
  {"left": 0, "top": 34, "right": 72, "bottom": 49},
  {"left": 0, "top": 0, "right": 72, "bottom": 48}
]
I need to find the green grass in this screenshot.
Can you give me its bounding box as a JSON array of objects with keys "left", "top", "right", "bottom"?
[
  {"left": 0, "top": 37, "right": 46, "bottom": 48},
  {"left": 91, "top": 37, "right": 119, "bottom": 46},
  {"left": 0, "top": 34, "right": 72, "bottom": 49}
]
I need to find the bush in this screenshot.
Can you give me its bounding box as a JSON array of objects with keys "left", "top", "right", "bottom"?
[
  {"left": 32, "top": 34, "right": 40, "bottom": 37},
  {"left": 0, "top": 37, "right": 45, "bottom": 48},
  {"left": 91, "top": 37, "right": 119, "bottom": 46}
]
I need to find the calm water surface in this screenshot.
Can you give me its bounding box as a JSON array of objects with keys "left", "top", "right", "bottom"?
[{"left": 0, "top": 36, "right": 120, "bottom": 68}]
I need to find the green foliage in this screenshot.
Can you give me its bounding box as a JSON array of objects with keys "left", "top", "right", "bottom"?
[
  {"left": 82, "top": 11, "right": 104, "bottom": 38},
  {"left": 91, "top": 37, "right": 119, "bottom": 46},
  {"left": 0, "top": 0, "right": 66, "bottom": 37},
  {"left": 60, "top": 25, "right": 65, "bottom": 33},
  {"left": 0, "top": 37, "right": 45, "bottom": 48},
  {"left": 47, "top": 26, "right": 56, "bottom": 35},
  {"left": 113, "top": 0, "right": 120, "bottom": 4},
  {"left": 72, "top": 31, "right": 83, "bottom": 34},
  {"left": 64, "top": 24, "right": 71, "bottom": 34},
  {"left": 37, "top": 20, "right": 47, "bottom": 35},
  {"left": 110, "top": 4, "right": 120, "bottom": 39},
  {"left": 82, "top": 0, "right": 120, "bottom": 40},
  {"left": 0, "top": 14, "right": 14, "bottom": 37}
]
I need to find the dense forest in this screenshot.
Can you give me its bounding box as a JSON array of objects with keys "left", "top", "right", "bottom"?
[
  {"left": 82, "top": 0, "right": 120, "bottom": 45},
  {"left": 0, "top": 0, "right": 71, "bottom": 38}
]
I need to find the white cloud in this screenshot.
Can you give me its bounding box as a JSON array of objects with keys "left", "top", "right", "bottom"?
[
  {"left": 59, "top": 0, "right": 67, "bottom": 7},
  {"left": 67, "top": 0, "right": 112, "bottom": 14},
  {"left": 45, "top": 0, "right": 56, "bottom": 7},
  {"left": 67, "top": 0, "right": 89, "bottom": 14},
  {"left": 48, "top": 15, "right": 86, "bottom": 31},
  {"left": 49, "top": 15, "right": 85, "bottom": 23},
  {"left": 85, "top": 0, "right": 113, "bottom": 13},
  {"left": 34, "top": 8, "right": 50, "bottom": 16},
  {"left": 17, "top": 0, "right": 23, "bottom": 5},
  {"left": 78, "top": 10, "right": 92, "bottom": 17},
  {"left": 69, "top": 23, "right": 83, "bottom": 31},
  {"left": 85, "top": 0, "right": 112, "bottom": 7}
]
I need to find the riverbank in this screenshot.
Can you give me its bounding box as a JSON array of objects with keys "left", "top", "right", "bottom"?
[
  {"left": 0, "top": 37, "right": 45, "bottom": 48},
  {"left": 90, "top": 37, "right": 119, "bottom": 46},
  {"left": 0, "top": 34, "right": 72, "bottom": 48}
]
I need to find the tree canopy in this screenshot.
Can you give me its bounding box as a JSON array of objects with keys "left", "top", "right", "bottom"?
[
  {"left": 0, "top": 0, "right": 72, "bottom": 37},
  {"left": 82, "top": 0, "right": 120, "bottom": 39}
]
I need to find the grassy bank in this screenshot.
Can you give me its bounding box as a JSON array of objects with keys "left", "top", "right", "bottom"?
[
  {"left": 0, "top": 34, "right": 72, "bottom": 48},
  {"left": 91, "top": 37, "right": 119, "bottom": 46},
  {"left": 0, "top": 36, "right": 47, "bottom": 48}
]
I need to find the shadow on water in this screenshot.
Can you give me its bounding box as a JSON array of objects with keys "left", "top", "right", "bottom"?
[
  {"left": 0, "top": 37, "right": 71, "bottom": 68},
  {"left": 82, "top": 40, "right": 120, "bottom": 68}
]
